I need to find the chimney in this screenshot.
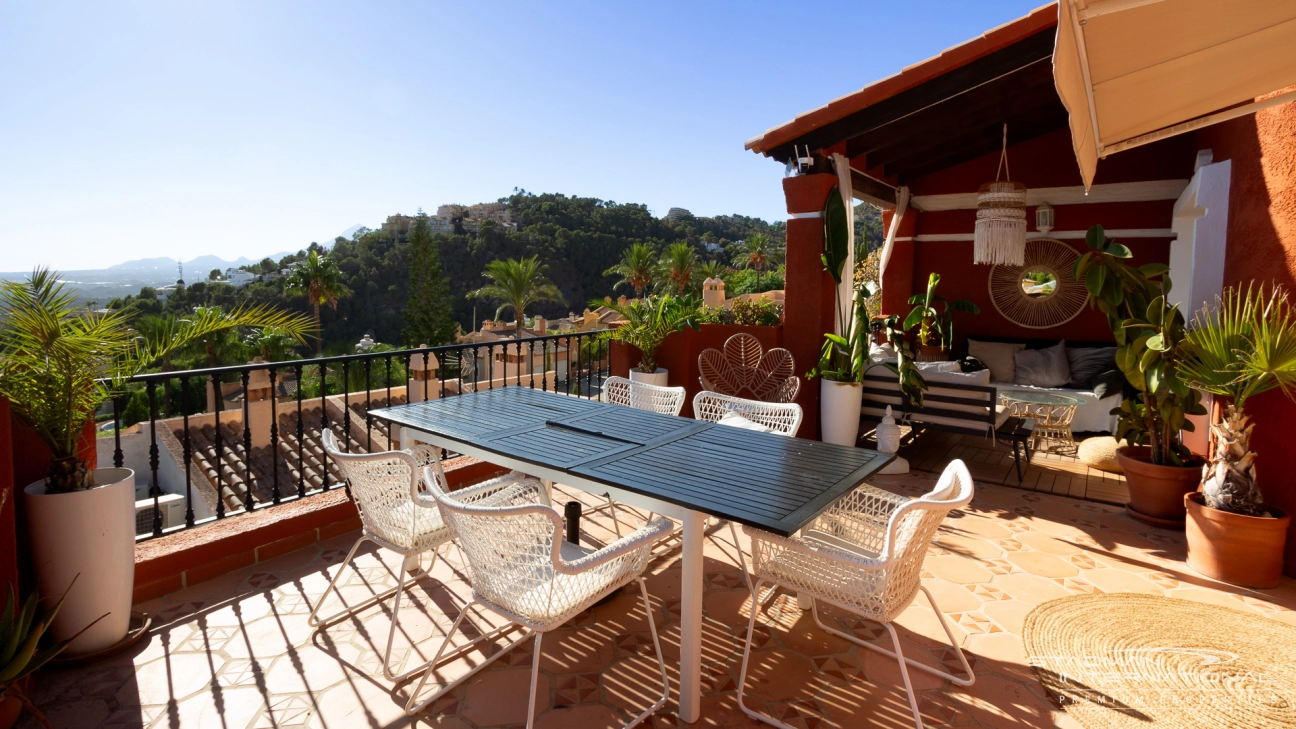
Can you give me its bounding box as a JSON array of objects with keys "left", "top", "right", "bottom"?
[
  {"left": 617, "top": 295, "right": 627, "bottom": 307},
  {"left": 702, "top": 277, "right": 725, "bottom": 309},
  {"left": 534, "top": 316, "right": 546, "bottom": 334},
  {"left": 245, "top": 358, "right": 274, "bottom": 449},
  {"left": 407, "top": 345, "right": 440, "bottom": 403}
]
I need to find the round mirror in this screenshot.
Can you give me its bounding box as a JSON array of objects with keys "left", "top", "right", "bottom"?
[{"left": 1020, "top": 267, "right": 1058, "bottom": 299}]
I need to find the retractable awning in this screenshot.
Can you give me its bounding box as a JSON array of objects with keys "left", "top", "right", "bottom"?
[{"left": 1055, "top": 0, "right": 1296, "bottom": 189}]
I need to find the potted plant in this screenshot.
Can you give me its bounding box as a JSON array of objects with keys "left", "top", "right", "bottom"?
[
  {"left": 809, "top": 188, "right": 926, "bottom": 445},
  {"left": 903, "top": 272, "right": 980, "bottom": 359},
  {"left": 1177, "top": 283, "right": 1296, "bottom": 587},
  {"left": 598, "top": 294, "right": 702, "bottom": 386},
  {"left": 0, "top": 578, "right": 101, "bottom": 729},
  {"left": 1073, "top": 226, "right": 1208, "bottom": 525},
  {"left": 0, "top": 270, "right": 310, "bottom": 656}
]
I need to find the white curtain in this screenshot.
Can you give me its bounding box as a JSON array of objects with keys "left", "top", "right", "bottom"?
[
  {"left": 831, "top": 154, "right": 855, "bottom": 335},
  {"left": 878, "top": 185, "right": 911, "bottom": 292}
]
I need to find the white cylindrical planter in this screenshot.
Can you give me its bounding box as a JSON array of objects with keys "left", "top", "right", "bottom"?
[
  {"left": 24, "top": 468, "right": 136, "bottom": 656},
  {"left": 629, "top": 368, "right": 669, "bottom": 387},
  {"left": 820, "top": 379, "right": 863, "bottom": 446}
]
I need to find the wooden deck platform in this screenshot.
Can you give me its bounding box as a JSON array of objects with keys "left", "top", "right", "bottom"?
[{"left": 860, "top": 423, "right": 1130, "bottom": 505}]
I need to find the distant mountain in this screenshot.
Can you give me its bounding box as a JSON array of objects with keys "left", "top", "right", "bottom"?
[{"left": 105, "top": 224, "right": 364, "bottom": 273}]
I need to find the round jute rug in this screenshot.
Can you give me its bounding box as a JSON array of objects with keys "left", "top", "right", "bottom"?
[{"left": 1022, "top": 593, "right": 1296, "bottom": 728}]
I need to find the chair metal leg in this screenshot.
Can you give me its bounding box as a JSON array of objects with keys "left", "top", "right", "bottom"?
[
  {"left": 885, "top": 622, "right": 926, "bottom": 729},
  {"left": 626, "top": 578, "right": 670, "bottom": 729},
  {"left": 808, "top": 588, "right": 974, "bottom": 687},
  {"left": 525, "top": 633, "right": 544, "bottom": 729},
  {"left": 405, "top": 601, "right": 535, "bottom": 715},
  {"left": 308, "top": 535, "right": 382, "bottom": 628},
  {"left": 736, "top": 579, "right": 800, "bottom": 729},
  {"left": 726, "top": 521, "right": 755, "bottom": 597}
]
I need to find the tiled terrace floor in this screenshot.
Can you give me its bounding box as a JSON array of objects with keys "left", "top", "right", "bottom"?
[
  {"left": 24, "top": 473, "right": 1296, "bottom": 729},
  {"left": 869, "top": 427, "right": 1131, "bottom": 505}
]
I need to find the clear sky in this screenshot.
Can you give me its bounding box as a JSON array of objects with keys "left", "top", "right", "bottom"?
[{"left": 0, "top": 0, "right": 1047, "bottom": 271}]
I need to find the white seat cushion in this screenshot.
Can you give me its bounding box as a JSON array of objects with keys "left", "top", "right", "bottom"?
[{"left": 718, "top": 411, "right": 774, "bottom": 433}]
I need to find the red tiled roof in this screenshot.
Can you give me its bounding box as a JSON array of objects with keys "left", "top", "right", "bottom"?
[{"left": 744, "top": 3, "right": 1059, "bottom": 156}]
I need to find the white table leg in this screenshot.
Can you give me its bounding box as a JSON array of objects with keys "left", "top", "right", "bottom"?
[{"left": 679, "top": 509, "right": 705, "bottom": 724}]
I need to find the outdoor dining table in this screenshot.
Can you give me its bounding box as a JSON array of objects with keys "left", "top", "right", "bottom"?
[{"left": 370, "top": 386, "right": 892, "bottom": 723}]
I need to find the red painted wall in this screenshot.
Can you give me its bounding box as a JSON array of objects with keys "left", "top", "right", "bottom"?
[
  {"left": 1193, "top": 96, "right": 1296, "bottom": 575},
  {"left": 610, "top": 325, "right": 785, "bottom": 420}
]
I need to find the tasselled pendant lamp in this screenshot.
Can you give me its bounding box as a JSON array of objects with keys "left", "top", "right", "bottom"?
[{"left": 973, "top": 124, "right": 1027, "bottom": 266}]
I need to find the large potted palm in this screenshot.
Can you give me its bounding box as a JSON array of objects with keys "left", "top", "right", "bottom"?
[
  {"left": 599, "top": 294, "right": 702, "bottom": 386},
  {"left": 0, "top": 270, "right": 310, "bottom": 656},
  {"left": 1074, "top": 226, "right": 1208, "bottom": 525},
  {"left": 1178, "top": 283, "right": 1296, "bottom": 587}
]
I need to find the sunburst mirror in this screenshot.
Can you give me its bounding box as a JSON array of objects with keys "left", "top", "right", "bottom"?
[{"left": 987, "top": 238, "right": 1089, "bottom": 329}]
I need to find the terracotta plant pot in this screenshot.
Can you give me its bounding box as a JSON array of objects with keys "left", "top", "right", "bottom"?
[
  {"left": 1185, "top": 492, "right": 1290, "bottom": 588},
  {"left": 1115, "top": 446, "right": 1201, "bottom": 527},
  {"left": 0, "top": 676, "right": 34, "bottom": 729}
]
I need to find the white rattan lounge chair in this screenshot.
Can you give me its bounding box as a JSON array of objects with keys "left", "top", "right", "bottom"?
[
  {"left": 692, "top": 391, "right": 803, "bottom": 594},
  {"left": 589, "top": 375, "right": 687, "bottom": 537},
  {"left": 406, "top": 461, "right": 675, "bottom": 729},
  {"left": 310, "top": 430, "right": 546, "bottom": 682},
  {"left": 738, "top": 459, "right": 977, "bottom": 729},
  {"left": 698, "top": 332, "right": 800, "bottom": 403}
]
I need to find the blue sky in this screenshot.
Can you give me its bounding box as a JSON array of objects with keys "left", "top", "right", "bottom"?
[{"left": 0, "top": 1, "right": 1046, "bottom": 271}]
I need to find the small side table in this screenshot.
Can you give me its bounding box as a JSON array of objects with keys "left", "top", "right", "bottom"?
[{"left": 999, "top": 391, "right": 1087, "bottom": 453}]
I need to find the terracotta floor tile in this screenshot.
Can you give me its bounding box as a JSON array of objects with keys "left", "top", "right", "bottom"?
[
  {"left": 740, "top": 650, "right": 820, "bottom": 703},
  {"left": 538, "top": 625, "right": 618, "bottom": 674},
  {"left": 460, "top": 667, "right": 550, "bottom": 726},
  {"left": 1006, "top": 552, "right": 1078, "bottom": 578},
  {"left": 923, "top": 555, "right": 996, "bottom": 584},
  {"left": 1077, "top": 568, "right": 1162, "bottom": 595}
]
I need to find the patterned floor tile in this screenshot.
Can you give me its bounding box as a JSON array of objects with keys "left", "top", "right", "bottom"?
[
  {"left": 247, "top": 572, "right": 281, "bottom": 590},
  {"left": 253, "top": 694, "right": 313, "bottom": 728},
  {"left": 951, "top": 612, "right": 1002, "bottom": 634},
  {"left": 811, "top": 655, "right": 864, "bottom": 684},
  {"left": 966, "top": 583, "right": 1009, "bottom": 601},
  {"left": 555, "top": 673, "right": 601, "bottom": 705},
  {"left": 1053, "top": 577, "right": 1102, "bottom": 594},
  {"left": 982, "top": 559, "right": 1016, "bottom": 575}
]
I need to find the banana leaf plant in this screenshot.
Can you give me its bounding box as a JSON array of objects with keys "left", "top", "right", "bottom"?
[
  {"left": 903, "top": 273, "right": 980, "bottom": 350},
  {"left": 0, "top": 577, "right": 104, "bottom": 729},
  {"left": 1178, "top": 283, "right": 1296, "bottom": 515},
  {"left": 1073, "top": 225, "right": 1207, "bottom": 466}
]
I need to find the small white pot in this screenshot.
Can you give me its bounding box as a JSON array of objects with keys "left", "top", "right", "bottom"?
[
  {"left": 820, "top": 379, "right": 863, "bottom": 446},
  {"left": 24, "top": 468, "right": 136, "bottom": 656},
  {"left": 629, "top": 367, "right": 669, "bottom": 387}
]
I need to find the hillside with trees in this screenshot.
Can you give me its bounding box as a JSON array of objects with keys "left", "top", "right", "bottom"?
[{"left": 102, "top": 190, "right": 849, "bottom": 366}]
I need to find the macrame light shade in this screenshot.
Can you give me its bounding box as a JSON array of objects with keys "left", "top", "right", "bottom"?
[{"left": 974, "top": 180, "right": 1027, "bottom": 265}]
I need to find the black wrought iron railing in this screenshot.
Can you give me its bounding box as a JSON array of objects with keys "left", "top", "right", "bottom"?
[{"left": 112, "top": 330, "right": 610, "bottom": 542}]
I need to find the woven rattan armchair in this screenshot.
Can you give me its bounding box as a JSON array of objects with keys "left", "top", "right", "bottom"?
[
  {"left": 738, "top": 460, "right": 976, "bottom": 729},
  {"left": 698, "top": 332, "right": 799, "bottom": 403},
  {"left": 406, "top": 462, "right": 675, "bottom": 728},
  {"left": 309, "top": 430, "right": 546, "bottom": 682}
]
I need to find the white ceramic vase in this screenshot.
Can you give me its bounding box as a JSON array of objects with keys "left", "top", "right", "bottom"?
[
  {"left": 24, "top": 467, "right": 136, "bottom": 656},
  {"left": 629, "top": 367, "right": 669, "bottom": 387},
  {"left": 820, "top": 379, "right": 863, "bottom": 446}
]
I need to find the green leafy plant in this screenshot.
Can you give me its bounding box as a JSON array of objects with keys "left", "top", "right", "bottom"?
[
  {"left": 604, "top": 242, "right": 658, "bottom": 299},
  {"left": 656, "top": 243, "right": 699, "bottom": 295},
  {"left": 0, "top": 577, "right": 105, "bottom": 729},
  {"left": 0, "top": 269, "right": 313, "bottom": 493},
  {"left": 903, "top": 273, "right": 980, "bottom": 350},
  {"left": 1073, "top": 224, "right": 1207, "bottom": 466},
  {"left": 1178, "top": 283, "right": 1296, "bottom": 514},
  {"left": 596, "top": 294, "right": 702, "bottom": 373},
  {"left": 732, "top": 233, "right": 782, "bottom": 292},
  {"left": 284, "top": 250, "right": 351, "bottom": 355},
  {"left": 467, "top": 256, "right": 567, "bottom": 337}
]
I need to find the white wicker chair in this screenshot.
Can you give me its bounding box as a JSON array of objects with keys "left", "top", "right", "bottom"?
[
  {"left": 698, "top": 332, "right": 800, "bottom": 403},
  {"left": 590, "top": 375, "right": 687, "bottom": 537},
  {"left": 310, "top": 430, "right": 546, "bottom": 682},
  {"left": 738, "top": 460, "right": 976, "bottom": 729},
  {"left": 692, "top": 391, "right": 803, "bottom": 595},
  {"left": 406, "top": 461, "right": 675, "bottom": 728}
]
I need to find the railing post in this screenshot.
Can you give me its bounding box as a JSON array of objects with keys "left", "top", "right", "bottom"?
[
  {"left": 295, "top": 364, "right": 306, "bottom": 499},
  {"left": 342, "top": 360, "right": 351, "bottom": 454},
  {"left": 213, "top": 373, "right": 225, "bottom": 519},
  {"left": 112, "top": 394, "right": 124, "bottom": 468},
  {"left": 269, "top": 367, "right": 281, "bottom": 505},
  {"left": 320, "top": 361, "right": 329, "bottom": 490},
  {"left": 181, "top": 376, "right": 195, "bottom": 527},
  {"left": 147, "top": 381, "right": 163, "bottom": 536},
  {"left": 241, "top": 370, "right": 255, "bottom": 513},
  {"left": 364, "top": 357, "right": 373, "bottom": 453}
]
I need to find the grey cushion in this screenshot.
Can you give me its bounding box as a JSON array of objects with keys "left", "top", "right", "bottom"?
[
  {"left": 968, "top": 340, "right": 1025, "bottom": 384},
  {"left": 1066, "top": 347, "right": 1117, "bottom": 389},
  {"left": 1091, "top": 368, "right": 1125, "bottom": 399},
  {"left": 1014, "top": 341, "right": 1071, "bottom": 388}
]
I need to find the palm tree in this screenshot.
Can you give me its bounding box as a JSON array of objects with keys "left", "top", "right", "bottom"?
[
  {"left": 467, "top": 256, "right": 566, "bottom": 337},
  {"left": 285, "top": 250, "right": 351, "bottom": 354},
  {"left": 696, "top": 260, "right": 727, "bottom": 283},
  {"left": 604, "top": 242, "right": 656, "bottom": 299},
  {"left": 657, "top": 242, "right": 698, "bottom": 296},
  {"left": 733, "top": 233, "right": 782, "bottom": 293}
]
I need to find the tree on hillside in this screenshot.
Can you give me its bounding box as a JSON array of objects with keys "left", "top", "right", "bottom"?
[
  {"left": 657, "top": 242, "right": 698, "bottom": 296},
  {"left": 404, "top": 214, "right": 455, "bottom": 346},
  {"left": 603, "top": 242, "right": 656, "bottom": 299},
  {"left": 209, "top": 269, "right": 221, "bottom": 281},
  {"left": 732, "top": 233, "right": 782, "bottom": 293},
  {"left": 285, "top": 250, "right": 351, "bottom": 354},
  {"left": 467, "top": 256, "right": 566, "bottom": 337}
]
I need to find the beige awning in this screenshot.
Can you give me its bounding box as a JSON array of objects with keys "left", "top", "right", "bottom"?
[{"left": 1054, "top": 0, "right": 1296, "bottom": 189}]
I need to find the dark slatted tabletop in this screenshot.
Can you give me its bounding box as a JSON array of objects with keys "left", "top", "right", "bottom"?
[{"left": 371, "top": 387, "right": 892, "bottom": 537}]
